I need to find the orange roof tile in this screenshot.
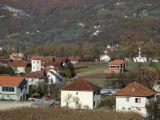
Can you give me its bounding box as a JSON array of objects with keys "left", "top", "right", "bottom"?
[
  {"left": 114, "top": 82, "right": 156, "bottom": 97},
  {"left": 0, "top": 75, "right": 24, "bottom": 86},
  {"left": 109, "top": 59, "right": 126, "bottom": 65},
  {"left": 8, "top": 60, "right": 27, "bottom": 67},
  {"left": 61, "top": 80, "right": 101, "bottom": 91}
]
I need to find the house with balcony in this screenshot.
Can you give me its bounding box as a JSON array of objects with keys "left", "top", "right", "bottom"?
[
  {"left": 0, "top": 75, "right": 29, "bottom": 100},
  {"left": 61, "top": 80, "right": 101, "bottom": 109},
  {"left": 114, "top": 82, "right": 156, "bottom": 117},
  {"left": 106, "top": 59, "right": 126, "bottom": 74}
]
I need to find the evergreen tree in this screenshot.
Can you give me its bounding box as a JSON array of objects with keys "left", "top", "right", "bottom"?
[{"left": 64, "top": 62, "right": 76, "bottom": 78}]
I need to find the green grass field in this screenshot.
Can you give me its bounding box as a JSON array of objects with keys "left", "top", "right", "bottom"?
[
  {"left": 75, "top": 62, "right": 107, "bottom": 73},
  {"left": 74, "top": 62, "right": 160, "bottom": 88}
]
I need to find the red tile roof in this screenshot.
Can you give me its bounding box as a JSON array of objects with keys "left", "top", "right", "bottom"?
[
  {"left": 114, "top": 82, "right": 156, "bottom": 97},
  {"left": 53, "top": 56, "right": 67, "bottom": 63},
  {"left": 109, "top": 59, "right": 126, "bottom": 65},
  {"left": 32, "top": 56, "right": 54, "bottom": 67},
  {"left": 8, "top": 60, "right": 27, "bottom": 67},
  {"left": 68, "top": 56, "right": 80, "bottom": 61},
  {"left": 32, "top": 56, "right": 53, "bottom": 61},
  {"left": 0, "top": 75, "right": 24, "bottom": 86},
  {"left": 61, "top": 80, "right": 101, "bottom": 91},
  {"left": 25, "top": 71, "right": 44, "bottom": 78}
]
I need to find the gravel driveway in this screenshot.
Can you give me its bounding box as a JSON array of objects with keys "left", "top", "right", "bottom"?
[{"left": 0, "top": 101, "right": 33, "bottom": 110}]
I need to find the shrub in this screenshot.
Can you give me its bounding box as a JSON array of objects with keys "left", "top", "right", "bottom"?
[{"left": 98, "top": 96, "right": 116, "bottom": 109}]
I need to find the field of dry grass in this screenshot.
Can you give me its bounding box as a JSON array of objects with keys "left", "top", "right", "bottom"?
[{"left": 0, "top": 107, "right": 141, "bottom": 120}]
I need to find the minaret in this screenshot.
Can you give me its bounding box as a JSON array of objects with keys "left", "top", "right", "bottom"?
[{"left": 138, "top": 47, "right": 141, "bottom": 58}]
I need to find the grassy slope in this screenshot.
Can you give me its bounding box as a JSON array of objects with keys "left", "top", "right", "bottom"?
[
  {"left": 0, "top": 107, "right": 141, "bottom": 120},
  {"left": 74, "top": 62, "right": 160, "bottom": 88}
]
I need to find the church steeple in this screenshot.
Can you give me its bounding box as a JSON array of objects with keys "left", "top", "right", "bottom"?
[{"left": 138, "top": 47, "right": 141, "bottom": 58}]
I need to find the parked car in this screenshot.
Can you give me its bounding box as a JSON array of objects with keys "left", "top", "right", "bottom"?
[
  {"left": 100, "top": 91, "right": 112, "bottom": 96},
  {"left": 43, "top": 96, "right": 53, "bottom": 101},
  {"left": 28, "top": 96, "right": 42, "bottom": 101}
]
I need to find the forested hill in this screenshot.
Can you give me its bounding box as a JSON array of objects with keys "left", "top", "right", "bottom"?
[{"left": 0, "top": 0, "right": 160, "bottom": 49}]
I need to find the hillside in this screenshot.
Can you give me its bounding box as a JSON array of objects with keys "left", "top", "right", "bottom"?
[{"left": 0, "top": 0, "right": 160, "bottom": 49}]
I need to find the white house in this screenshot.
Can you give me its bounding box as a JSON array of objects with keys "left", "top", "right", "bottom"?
[
  {"left": 133, "top": 47, "right": 147, "bottom": 62},
  {"left": 100, "top": 54, "right": 111, "bottom": 62},
  {"left": 68, "top": 56, "right": 80, "bottom": 64},
  {"left": 114, "top": 82, "right": 156, "bottom": 117},
  {"left": 31, "top": 56, "right": 55, "bottom": 72},
  {"left": 61, "top": 80, "right": 101, "bottom": 109},
  {"left": 8, "top": 60, "right": 28, "bottom": 74},
  {"left": 46, "top": 66, "right": 63, "bottom": 84},
  {"left": 0, "top": 75, "right": 29, "bottom": 100},
  {"left": 10, "top": 52, "right": 24, "bottom": 61},
  {"left": 31, "top": 59, "right": 42, "bottom": 72},
  {"left": 25, "top": 71, "right": 45, "bottom": 86},
  {"left": 152, "top": 80, "right": 160, "bottom": 94}
]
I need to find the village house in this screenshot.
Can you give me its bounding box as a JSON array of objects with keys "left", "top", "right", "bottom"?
[
  {"left": 10, "top": 52, "right": 24, "bottom": 61},
  {"left": 100, "top": 54, "right": 111, "bottom": 62},
  {"left": 106, "top": 59, "right": 126, "bottom": 74},
  {"left": 114, "top": 82, "right": 156, "bottom": 117},
  {"left": 0, "top": 75, "right": 29, "bottom": 100},
  {"left": 68, "top": 56, "right": 80, "bottom": 64},
  {"left": 25, "top": 71, "right": 45, "bottom": 86},
  {"left": 46, "top": 66, "right": 63, "bottom": 84},
  {"left": 31, "top": 56, "right": 67, "bottom": 72},
  {"left": 8, "top": 60, "right": 28, "bottom": 74},
  {"left": 0, "top": 58, "right": 10, "bottom": 67},
  {"left": 61, "top": 80, "right": 101, "bottom": 109}
]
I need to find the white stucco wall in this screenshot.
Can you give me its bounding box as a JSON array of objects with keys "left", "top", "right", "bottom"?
[
  {"left": 61, "top": 90, "right": 101, "bottom": 109},
  {"left": 26, "top": 78, "right": 45, "bottom": 86},
  {"left": 100, "top": 55, "right": 110, "bottom": 62},
  {"left": 47, "top": 72, "right": 62, "bottom": 84},
  {"left": 12, "top": 67, "right": 26, "bottom": 74},
  {"left": 31, "top": 60, "right": 41, "bottom": 72},
  {"left": 116, "top": 96, "right": 149, "bottom": 117},
  {"left": 0, "top": 86, "right": 20, "bottom": 100},
  {"left": 0, "top": 84, "right": 29, "bottom": 100}
]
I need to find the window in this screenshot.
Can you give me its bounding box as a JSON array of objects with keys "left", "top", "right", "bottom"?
[
  {"left": 135, "top": 98, "right": 141, "bottom": 103},
  {"left": 9, "top": 87, "right": 12, "bottom": 91},
  {"left": 76, "top": 92, "right": 78, "bottom": 95},
  {"left": 6, "top": 87, "right": 9, "bottom": 91},
  {"left": 2, "top": 87, "right": 14, "bottom": 92},
  {"left": 2, "top": 87, "right": 5, "bottom": 91},
  {"left": 122, "top": 107, "right": 125, "bottom": 110},
  {"left": 126, "top": 97, "right": 130, "bottom": 102},
  {"left": 11, "top": 87, "right": 14, "bottom": 92}
]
